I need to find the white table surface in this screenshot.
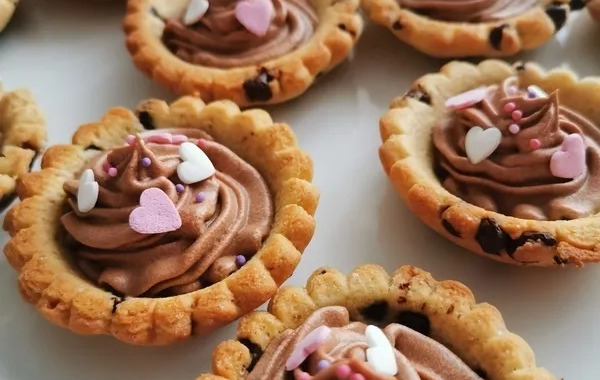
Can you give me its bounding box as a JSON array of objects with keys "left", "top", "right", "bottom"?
[{"left": 1, "top": 1, "right": 599, "bottom": 379}]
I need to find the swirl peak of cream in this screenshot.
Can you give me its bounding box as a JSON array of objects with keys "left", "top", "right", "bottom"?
[
  {"left": 398, "top": 0, "right": 539, "bottom": 22},
  {"left": 61, "top": 130, "right": 273, "bottom": 297},
  {"left": 433, "top": 77, "right": 600, "bottom": 221},
  {"left": 161, "top": 0, "right": 318, "bottom": 68},
  {"left": 247, "top": 306, "right": 482, "bottom": 380}
]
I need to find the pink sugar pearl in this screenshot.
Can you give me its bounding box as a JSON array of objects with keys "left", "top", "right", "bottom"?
[
  {"left": 529, "top": 139, "right": 541, "bottom": 150},
  {"left": 102, "top": 160, "right": 110, "bottom": 172},
  {"left": 335, "top": 364, "right": 352, "bottom": 379},
  {"left": 108, "top": 167, "right": 118, "bottom": 177},
  {"left": 508, "top": 124, "right": 520, "bottom": 134},
  {"left": 503, "top": 102, "right": 516, "bottom": 112},
  {"left": 349, "top": 374, "right": 366, "bottom": 380},
  {"left": 512, "top": 110, "right": 523, "bottom": 121}
]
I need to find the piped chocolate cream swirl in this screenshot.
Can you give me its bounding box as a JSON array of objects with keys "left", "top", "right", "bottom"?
[
  {"left": 247, "top": 306, "right": 482, "bottom": 380},
  {"left": 397, "top": 0, "right": 539, "bottom": 22},
  {"left": 162, "top": 0, "right": 318, "bottom": 68},
  {"left": 61, "top": 130, "right": 273, "bottom": 297},
  {"left": 433, "top": 77, "right": 600, "bottom": 221}
]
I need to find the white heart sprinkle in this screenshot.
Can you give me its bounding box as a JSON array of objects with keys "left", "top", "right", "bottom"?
[
  {"left": 77, "top": 169, "right": 99, "bottom": 213},
  {"left": 365, "top": 325, "right": 398, "bottom": 376},
  {"left": 465, "top": 126, "right": 502, "bottom": 164},
  {"left": 177, "top": 142, "right": 216, "bottom": 185},
  {"left": 183, "top": 0, "right": 209, "bottom": 25}
]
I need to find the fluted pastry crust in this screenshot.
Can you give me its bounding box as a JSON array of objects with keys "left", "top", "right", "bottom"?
[
  {"left": 379, "top": 59, "right": 600, "bottom": 266},
  {"left": 124, "top": 0, "right": 363, "bottom": 106},
  {"left": 362, "top": 0, "right": 570, "bottom": 57},
  {"left": 198, "top": 264, "right": 555, "bottom": 380},
  {"left": 0, "top": 80, "right": 45, "bottom": 209},
  {"left": 3, "top": 97, "right": 319, "bottom": 345}
]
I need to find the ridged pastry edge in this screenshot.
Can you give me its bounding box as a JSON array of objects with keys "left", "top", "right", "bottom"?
[{"left": 3, "top": 97, "right": 319, "bottom": 345}]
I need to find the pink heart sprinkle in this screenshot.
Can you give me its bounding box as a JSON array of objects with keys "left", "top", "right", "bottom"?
[
  {"left": 129, "top": 188, "right": 182, "bottom": 234},
  {"left": 235, "top": 0, "right": 274, "bottom": 37},
  {"left": 335, "top": 364, "right": 352, "bottom": 378},
  {"left": 550, "top": 134, "right": 587, "bottom": 179},
  {"left": 146, "top": 133, "right": 173, "bottom": 144},
  {"left": 445, "top": 87, "right": 488, "bottom": 110},
  {"left": 171, "top": 134, "right": 188, "bottom": 144},
  {"left": 285, "top": 326, "right": 331, "bottom": 371}
]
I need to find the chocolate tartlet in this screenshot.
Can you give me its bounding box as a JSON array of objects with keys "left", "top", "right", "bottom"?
[
  {"left": 197, "top": 265, "right": 556, "bottom": 380},
  {"left": 379, "top": 60, "right": 600, "bottom": 266},
  {"left": 3, "top": 97, "right": 318, "bottom": 344},
  {"left": 362, "top": 0, "right": 570, "bottom": 57},
  {"left": 124, "top": 0, "right": 363, "bottom": 106}
]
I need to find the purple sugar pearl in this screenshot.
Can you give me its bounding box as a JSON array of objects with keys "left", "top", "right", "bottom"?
[
  {"left": 235, "top": 255, "right": 247, "bottom": 267},
  {"left": 141, "top": 157, "right": 151, "bottom": 167},
  {"left": 195, "top": 193, "right": 206, "bottom": 203},
  {"left": 175, "top": 184, "right": 185, "bottom": 193},
  {"left": 317, "top": 360, "right": 331, "bottom": 371}
]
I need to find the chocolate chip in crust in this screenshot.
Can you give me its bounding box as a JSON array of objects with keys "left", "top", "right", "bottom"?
[
  {"left": 392, "top": 20, "right": 403, "bottom": 30},
  {"left": 475, "top": 368, "right": 489, "bottom": 379},
  {"left": 405, "top": 88, "right": 431, "bottom": 105},
  {"left": 360, "top": 301, "right": 389, "bottom": 323},
  {"left": 554, "top": 255, "right": 569, "bottom": 265},
  {"left": 394, "top": 311, "right": 431, "bottom": 336},
  {"left": 442, "top": 219, "right": 461, "bottom": 238},
  {"left": 546, "top": 2, "right": 568, "bottom": 31},
  {"left": 239, "top": 339, "right": 263, "bottom": 372},
  {"left": 569, "top": 0, "right": 588, "bottom": 10},
  {"left": 489, "top": 24, "right": 509, "bottom": 50},
  {"left": 138, "top": 111, "right": 155, "bottom": 130},
  {"left": 243, "top": 68, "right": 274, "bottom": 103},
  {"left": 507, "top": 232, "right": 557, "bottom": 255},
  {"left": 475, "top": 218, "right": 511, "bottom": 255}
]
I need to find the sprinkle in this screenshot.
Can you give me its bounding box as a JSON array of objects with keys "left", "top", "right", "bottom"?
[
  {"left": 197, "top": 139, "right": 207, "bottom": 148},
  {"left": 503, "top": 102, "right": 516, "bottom": 112},
  {"left": 102, "top": 160, "right": 110, "bottom": 173},
  {"left": 294, "top": 372, "right": 310, "bottom": 380},
  {"left": 512, "top": 110, "right": 523, "bottom": 121},
  {"left": 317, "top": 360, "right": 331, "bottom": 371},
  {"left": 335, "top": 365, "right": 352, "bottom": 379},
  {"left": 444, "top": 87, "right": 488, "bottom": 110},
  {"left": 528, "top": 85, "right": 548, "bottom": 99},
  {"left": 108, "top": 167, "right": 118, "bottom": 177},
  {"left": 141, "top": 157, "right": 152, "bottom": 167},
  {"left": 529, "top": 139, "right": 541, "bottom": 150},
  {"left": 175, "top": 184, "right": 185, "bottom": 193},
  {"left": 235, "top": 255, "right": 247, "bottom": 267},
  {"left": 349, "top": 374, "right": 366, "bottom": 380},
  {"left": 125, "top": 135, "right": 136, "bottom": 145},
  {"left": 507, "top": 85, "right": 518, "bottom": 95},
  {"left": 195, "top": 193, "right": 206, "bottom": 203},
  {"left": 508, "top": 124, "right": 520, "bottom": 134}
]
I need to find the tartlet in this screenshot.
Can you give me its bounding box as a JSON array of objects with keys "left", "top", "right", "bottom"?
[
  {"left": 124, "top": 0, "right": 363, "bottom": 106},
  {"left": 0, "top": 0, "right": 17, "bottom": 33},
  {"left": 379, "top": 60, "right": 600, "bottom": 267},
  {"left": 0, "top": 80, "right": 46, "bottom": 210},
  {"left": 361, "top": 0, "right": 570, "bottom": 57},
  {"left": 588, "top": 0, "right": 600, "bottom": 20},
  {"left": 197, "top": 264, "right": 555, "bottom": 380},
  {"left": 3, "top": 96, "right": 319, "bottom": 345}
]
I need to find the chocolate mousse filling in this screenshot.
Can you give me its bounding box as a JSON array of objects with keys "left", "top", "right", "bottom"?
[
  {"left": 162, "top": 0, "right": 318, "bottom": 68},
  {"left": 398, "top": 0, "right": 539, "bottom": 22},
  {"left": 433, "top": 77, "right": 600, "bottom": 221},
  {"left": 61, "top": 129, "right": 273, "bottom": 297}
]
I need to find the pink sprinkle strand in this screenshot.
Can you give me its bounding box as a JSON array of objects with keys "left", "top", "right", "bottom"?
[
  {"left": 512, "top": 110, "right": 523, "bottom": 121},
  {"left": 335, "top": 364, "right": 352, "bottom": 379},
  {"left": 529, "top": 139, "right": 542, "bottom": 150},
  {"left": 108, "top": 167, "right": 118, "bottom": 177},
  {"left": 125, "top": 135, "right": 136, "bottom": 145},
  {"left": 503, "top": 102, "right": 516, "bottom": 112},
  {"left": 508, "top": 124, "right": 520, "bottom": 134}
]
